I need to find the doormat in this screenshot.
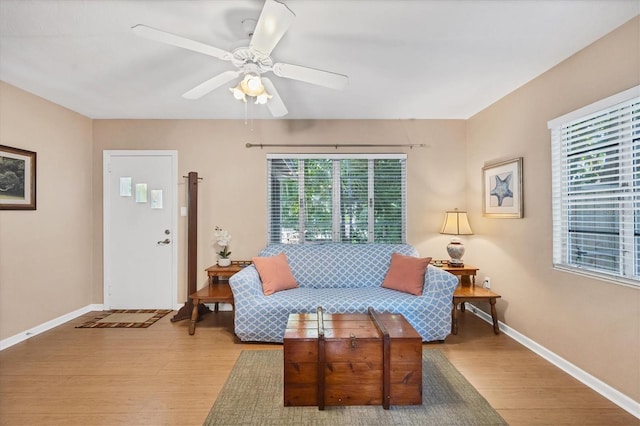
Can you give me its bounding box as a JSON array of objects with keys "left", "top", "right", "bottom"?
[{"left": 75, "top": 309, "right": 172, "bottom": 328}]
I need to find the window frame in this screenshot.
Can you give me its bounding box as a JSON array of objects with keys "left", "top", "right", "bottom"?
[
  {"left": 548, "top": 85, "right": 640, "bottom": 288},
  {"left": 266, "top": 153, "right": 407, "bottom": 244}
]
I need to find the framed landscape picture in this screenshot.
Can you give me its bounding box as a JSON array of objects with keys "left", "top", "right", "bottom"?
[
  {"left": 482, "top": 157, "right": 523, "bottom": 218},
  {"left": 0, "top": 145, "right": 37, "bottom": 210}
]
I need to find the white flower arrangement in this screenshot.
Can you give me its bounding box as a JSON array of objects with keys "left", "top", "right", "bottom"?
[{"left": 214, "top": 226, "right": 232, "bottom": 258}]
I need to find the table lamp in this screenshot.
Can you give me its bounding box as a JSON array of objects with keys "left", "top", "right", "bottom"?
[{"left": 439, "top": 208, "right": 473, "bottom": 266}]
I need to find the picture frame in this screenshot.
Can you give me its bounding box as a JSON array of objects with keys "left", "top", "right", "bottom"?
[
  {"left": 0, "top": 145, "right": 37, "bottom": 210},
  {"left": 482, "top": 157, "right": 523, "bottom": 218}
]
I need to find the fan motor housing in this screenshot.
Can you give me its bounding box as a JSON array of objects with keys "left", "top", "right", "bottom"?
[{"left": 232, "top": 47, "right": 273, "bottom": 73}]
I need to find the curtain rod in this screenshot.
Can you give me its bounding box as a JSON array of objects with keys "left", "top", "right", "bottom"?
[{"left": 245, "top": 143, "right": 429, "bottom": 149}]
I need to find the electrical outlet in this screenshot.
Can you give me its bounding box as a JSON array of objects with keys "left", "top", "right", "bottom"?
[{"left": 483, "top": 277, "right": 491, "bottom": 289}]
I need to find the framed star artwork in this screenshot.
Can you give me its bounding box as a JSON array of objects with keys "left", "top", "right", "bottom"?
[{"left": 482, "top": 157, "right": 523, "bottom": 218}]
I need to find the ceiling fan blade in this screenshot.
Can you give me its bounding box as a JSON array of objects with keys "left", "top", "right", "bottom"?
[
  {"left": 249, "top": 0, "right": 295, "bottom": 58},
  {"left": 132, "top": 24, "right": 233, "bottom": 61},
  {"left": 182, "top": 70, "right": 241, "bottom": 99},
  {"left": 272, "top": 63, "right": 348, "bottom": 90},
  {"left": 261, "top": 77, "right": 288, "bottom": 117}
]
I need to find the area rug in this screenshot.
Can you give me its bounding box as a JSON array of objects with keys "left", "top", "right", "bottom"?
[
  {"left": 75, "top": 309, "right": 172, "bottom": 328},
  {"left": 204, "top": 350, "right": 507, "bottom": 425}
]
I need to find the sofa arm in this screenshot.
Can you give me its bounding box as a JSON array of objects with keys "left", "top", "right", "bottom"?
[
  {"left": 229, "top": 265, "right": 264, "bottom": 299},
  {"left": 423, "top": 265, "right": 459, "bottom": 298}
]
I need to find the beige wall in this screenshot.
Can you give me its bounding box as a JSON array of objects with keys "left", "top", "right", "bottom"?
[
  {"left": 0, "top": 82, "right": 93, "bottom": 338},
  {"left": 91, "top": 119, "right": 467, "bottom": 305},
  {"left": 466, "top": 17, "right": 640, "bottom": 400}
]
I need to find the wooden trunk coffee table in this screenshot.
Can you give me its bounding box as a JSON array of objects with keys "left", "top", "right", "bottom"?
[{"left": 283, "top": 308, "right": 422, "bottom": 410}]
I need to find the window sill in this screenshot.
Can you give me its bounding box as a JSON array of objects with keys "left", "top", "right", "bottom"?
[{"left": 553, "top": 264, "right": 640, "bottom": 289}]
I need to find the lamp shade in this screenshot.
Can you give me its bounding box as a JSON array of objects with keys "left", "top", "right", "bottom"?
[{"left": 440, "top": 209, "right": 473, "bottom": 235}]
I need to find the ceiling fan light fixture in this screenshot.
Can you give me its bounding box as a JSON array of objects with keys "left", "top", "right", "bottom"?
[
  {"left": 231, "top": 73, "right": 272, "bottom": 105},
  {"left": 230, "top": 84, "right": 247, "bottom": 102},
  {"left": 240, "top": 73, "right": 265, "bottom": 96},
  {"left": 255, "top": 91, "right": 272, "bottom": 105},
  {"left": 246, "top": 74, "right": 262, "bottom": 91}
]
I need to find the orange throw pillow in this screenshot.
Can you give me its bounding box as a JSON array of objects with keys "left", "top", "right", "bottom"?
[
  {"left": 252, "top": 253, "right": 299, "bottom": 296},
  {"left": 381, "top": 253, "right": 432, "bottom": 296}
]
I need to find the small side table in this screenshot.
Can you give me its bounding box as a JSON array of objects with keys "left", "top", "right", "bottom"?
[
  {"left": 433, "top": 262, "right": 478, "bottom": 286},
  {"left": 432, "top": 261, "right": 501, "bottom": 335},
  {"left": 206, "top": 261, "right": 251, "bottom": 285},
  {"left": 452, "top": 285, "right": 501, "bottom": 335},
  {"left": 189, "top": 283, "right": 235, "bottom": 335},
  {"left": 188, "top": 261, "right": 250, "bottom": 335}
]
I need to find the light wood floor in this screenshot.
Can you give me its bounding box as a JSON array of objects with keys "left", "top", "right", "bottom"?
[{"left": 0, "top": 310, "right": 637, "bottom": 425}]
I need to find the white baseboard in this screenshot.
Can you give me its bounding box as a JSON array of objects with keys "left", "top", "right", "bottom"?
[
  {"left": 467, "top": 304, "right": 640, "bottom": 420},
  {"left": 0, "top": 304, "right": 104, "bottom": 351}
]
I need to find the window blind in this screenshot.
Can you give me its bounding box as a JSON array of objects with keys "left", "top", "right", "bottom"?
[
  {"left": 267, "top": 154, "right": 407, "bottom": 244},
  {"left": 549, "top": 86, "right": 639, "bottom": 286}
]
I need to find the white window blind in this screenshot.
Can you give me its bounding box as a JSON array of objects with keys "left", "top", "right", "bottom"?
[
  {"left": 549, "top": 86, "right": 640, "bottom": 286},
  {"left": 267, "top": 154, "right": 406, "bottom": 244}
]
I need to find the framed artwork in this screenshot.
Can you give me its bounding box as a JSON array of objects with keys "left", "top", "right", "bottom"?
[
  {"left": 0, "top": 145, "right": 37, "bottom": 210},
  {"left": 482, "top": 157, "right": 523, "bottom": 218}
]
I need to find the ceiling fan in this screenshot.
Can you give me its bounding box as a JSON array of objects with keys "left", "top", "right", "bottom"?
[{"left": 132, "top": 0, "right": 348, "bottom": 117}]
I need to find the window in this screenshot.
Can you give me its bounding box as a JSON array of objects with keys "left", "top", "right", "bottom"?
[
  {"left": 267, "top": 154, "right": 406, "bottom": 244},
  {"left": 549, "top": 86, "right": 639, "bottom": 286}
]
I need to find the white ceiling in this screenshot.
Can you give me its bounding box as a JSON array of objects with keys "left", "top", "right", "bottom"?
[{"left": 0, "top": 0, "right": 638, "bottom": 120}]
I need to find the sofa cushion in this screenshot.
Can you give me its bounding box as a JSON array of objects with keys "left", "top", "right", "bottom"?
[
  {"left": 381, "top": 253, "right": 432, "bottom": 295},
  {"left": 252, "top": 253, "right": 299, "bottom": 295}
]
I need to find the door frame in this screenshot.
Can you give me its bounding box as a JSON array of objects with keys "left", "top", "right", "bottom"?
[{"left": 102, "top": 150, "right": 179, "bottom": 309}]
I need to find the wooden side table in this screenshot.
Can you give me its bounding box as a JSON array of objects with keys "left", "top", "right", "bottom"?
[
  {"left": 188, "top": 261, "right": 250, "bottom": 335},
  {"left": 432, "top": 261, "right": 478, "bottom": 286},
  {"left": 206, "top": 261, "right": 251, "bottom": 285},
  {"left": 432, "top": 261, "right": 501, "bottom": 335},
  {"left": 451, "top": 285, "right": 501, "bottom": 335},
  {"left": 204, "top": 261, "right": 251, "bottom": 311},
  {"left": 189, "top": 283, "right": 235, "bottom": 335}
]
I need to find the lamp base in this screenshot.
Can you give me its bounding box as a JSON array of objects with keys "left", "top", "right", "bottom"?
[{"left": 446, "top": 238, "right": 466, "bottom": 267}]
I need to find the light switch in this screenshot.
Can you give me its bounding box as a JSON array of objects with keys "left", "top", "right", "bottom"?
[{"left": 180, "top": 206, "right": 187, "bottom": 217}]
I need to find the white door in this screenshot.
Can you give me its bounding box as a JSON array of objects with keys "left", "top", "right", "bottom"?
[{"left": 103, "top": 150, "right": 178, "bottom": 309}]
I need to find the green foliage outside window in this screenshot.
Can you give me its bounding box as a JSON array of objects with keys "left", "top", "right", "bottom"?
[{"left": 268, "top": 156, "right": 405, "bottom": 244}]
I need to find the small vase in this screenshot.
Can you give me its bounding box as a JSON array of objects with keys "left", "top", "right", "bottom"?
[{"left": 218, "top": 258, "right": 231, "bottom": 267}]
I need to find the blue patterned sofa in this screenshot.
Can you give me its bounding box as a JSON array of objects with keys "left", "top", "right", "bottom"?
[{"left": 228, "top": 243, "right": 458, "bottom": 343}]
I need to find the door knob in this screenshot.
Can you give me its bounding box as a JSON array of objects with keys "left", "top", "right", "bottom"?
[{"left": 157, "top": 238, "right": 171, "bottom": 245}]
